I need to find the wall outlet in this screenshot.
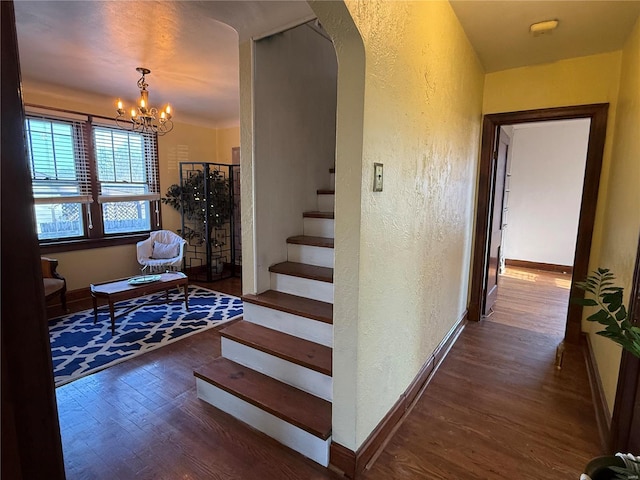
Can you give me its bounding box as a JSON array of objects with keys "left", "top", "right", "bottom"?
[{"left": 373, "top": 163, "right": 383, "bottom": 192}]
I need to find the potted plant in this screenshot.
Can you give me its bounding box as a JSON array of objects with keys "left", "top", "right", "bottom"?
[
  {"left": 161, "top": 169, "right": 231, "bottom": 246},
  {"left": 574, "top": 268, "right": 640, "bottom": 480}
]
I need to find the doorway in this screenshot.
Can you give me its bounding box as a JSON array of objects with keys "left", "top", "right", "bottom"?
[
  {"left": 487, "top": 118, "right": 592, "bottom": 337},
  {"left": 469, "top": 104, "right": 609, "bottom": 344}
]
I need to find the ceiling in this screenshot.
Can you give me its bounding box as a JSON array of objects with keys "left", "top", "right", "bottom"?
[
  {"left": 449, "top": 0, "right": 640, "bottom": 73},
  {"left": 13, "top": 1, "right": 640, "bottom": 128},
  {"left": 14, "top": 1, "right": 314, "bottom": 128}
]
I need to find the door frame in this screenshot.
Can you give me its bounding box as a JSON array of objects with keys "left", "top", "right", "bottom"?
[
  {"left": 468, "top": 104, "right": 609, "bottom": 344},
  {"left": 609, "top": 234, "right": 640, "bottom": 452}
]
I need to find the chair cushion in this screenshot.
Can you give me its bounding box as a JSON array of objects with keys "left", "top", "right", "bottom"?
[
  {"left": 43, "top": 278, "right": 64, "bottom": 296},
  {"left": 151, "top": 241, "right": 179, "bottom": 259}
]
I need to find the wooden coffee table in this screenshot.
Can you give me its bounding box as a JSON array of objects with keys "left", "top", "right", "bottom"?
[{"left": 90, "top": 272, "right": 189, "bottom": 334}]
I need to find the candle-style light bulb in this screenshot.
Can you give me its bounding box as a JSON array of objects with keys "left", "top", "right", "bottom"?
[
  {"left": 131, "top": 108, "right": 137, "bottom": 118},
  {"left": 140, "top": 98, "right": 146, "bottom": 109},
  {"left": 117, "top": 99, "right": 123, "bottom": 110},
  {"left": 165, "top": 105, "right": 171, "bottom": 115},
  {"left": 160, "top": 111, "right": 166, "bottom": 120}
]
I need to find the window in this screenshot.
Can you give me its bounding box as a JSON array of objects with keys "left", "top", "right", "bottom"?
[
  {"left": 26, "top": 116, "right": 90, "bottom": 240},
  {"left": 25, "top": 108, "right": 161, "bottom": 245},
  {"left": 94, "top": 127, "right": 158, "bottom": 234}
]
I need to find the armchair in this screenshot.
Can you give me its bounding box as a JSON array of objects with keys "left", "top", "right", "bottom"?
[
  {"left": 136, "top": 230, "right": 186, "bottom": 273},
  {"left": 41, "top": 256, "right": 67, "bottom": 311}
]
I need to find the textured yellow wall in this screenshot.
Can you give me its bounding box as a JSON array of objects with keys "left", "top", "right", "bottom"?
[
  {"left": 483, "top": 52, "right": 622, "bottom": 115},
  {"left": 589, "top": 17, "right": 640, "bottom": 414},
  {"left": 215, "top": 126, "right": 240, "bottom": 164},
  {"left": 314, "top": 0, "right": 485, "bottom": 449},
  {"left": 159, "top": 121, "right": 219, "bottom": 233},
  {"left": 239, "top": 41, "right": 256, "bottom": 295},
  {"left": 483, "top": 49, "right": 636, "bottom": 414},
  {"left": 23, "top": 82, "right": 220, "bottom": 290},
  {"left": 309, "top": 0, "right": 366, "bottom": 449}
]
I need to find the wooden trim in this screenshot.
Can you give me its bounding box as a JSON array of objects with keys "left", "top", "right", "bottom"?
[
  {"left": 329, "top": 443, "right": 356, "bottom": 478},
  {"left": 1, "top": 2, "right": 66, "bottom": 476},
  {"left": 582, "top": 333, "right": 611, "bottom": 452},
  {"left": 286, "top": 235, "right": 334, "bottom": 248},
  {"left": 469, "top": 104, "right": 609, "bottom": 346},
  {"left": 469, "top": 115, "right": 498, "bottom": 323},
  {"left": 505, "top": 259, "right": 573, "bottom": 274},
  {"left": 303, "top": 211, "right": 334, "bottom": 219},
  {"left": 609, "top": 234, "right": 640, "bottom": 452},
  {"left": 330, "top": 311, "right": 468, "bottom": 478},
  {"left": 40, "top": 232, "right": 149, "bottom": 254}
]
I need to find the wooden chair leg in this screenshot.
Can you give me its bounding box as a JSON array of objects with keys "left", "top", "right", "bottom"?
[{"left": 60, "top": 289, "right": 67, "bottom": 312}]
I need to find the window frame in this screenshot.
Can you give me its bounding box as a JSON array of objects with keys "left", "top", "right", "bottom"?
[{"left": 26, "top": 105, "right": 162, "bottom": 253}]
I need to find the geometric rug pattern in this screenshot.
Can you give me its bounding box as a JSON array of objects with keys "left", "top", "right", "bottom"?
[{"left": 49, "top": 286, "right": 243, "bottom": 386}]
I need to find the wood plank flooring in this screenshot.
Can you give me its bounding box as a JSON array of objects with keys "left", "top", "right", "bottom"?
[{"left": 55, "top": 268, "right": 601, "bottom": 479}]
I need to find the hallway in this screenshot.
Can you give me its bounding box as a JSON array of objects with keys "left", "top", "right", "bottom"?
[
  {"left": 56, "top": 268, "right": 601, "bottom": 479},
  {"left": 363, "top": 266, "right": 601, "bottom": 479}
]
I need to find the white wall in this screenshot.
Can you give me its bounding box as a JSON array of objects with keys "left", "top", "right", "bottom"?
[
  {"left": 252, "top": 23, "right": 337, "bottom": 293},
  {"left": 503, "top": 119, "right": 591, "bottom": 266}
]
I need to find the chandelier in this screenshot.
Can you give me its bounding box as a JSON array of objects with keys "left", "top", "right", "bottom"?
[{"left": 115, "top": 67, "right": 173, "bottom": 136}]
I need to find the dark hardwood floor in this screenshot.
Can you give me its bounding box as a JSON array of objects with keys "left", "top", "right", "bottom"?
[{"left": 54, "top": 268, "right": 601, "bottom": 479}]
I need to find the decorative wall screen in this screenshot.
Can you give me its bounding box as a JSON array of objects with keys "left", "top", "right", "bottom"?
[{"left": 179, "top": 162, "right": 239, "bottom": 281}]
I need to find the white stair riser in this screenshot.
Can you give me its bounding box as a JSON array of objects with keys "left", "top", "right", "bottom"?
[
  {"left": 303, "top": 218, "right": 334, "bottom": 238},
  {"left": 196, "top": 379, "right": 330, "bottom": 466},
  {"left": 287, "top": 243, "right": 334, "bottom": 268},
  {"left": 243, "top": 302, "right": 333, "bottom": 348},
  {"left": 317, "top": 194, "right": 335, "bottom": 212},
  {"left": 221, "top": 338, "right": 333, "bottom": 402},
  {"left": 271, "top": 273, "right": 334, "bottom": 304}
]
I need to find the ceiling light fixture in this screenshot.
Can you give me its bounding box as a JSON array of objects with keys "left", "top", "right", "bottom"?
[
  {"left": 529, "top": 19, "right": 559, "bottom": 36},
  {"left": 115, "top": 67, "right": 173, "bottom": 136}
]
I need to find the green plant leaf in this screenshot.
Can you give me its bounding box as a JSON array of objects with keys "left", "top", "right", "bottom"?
[
  {"left": 590, "top": 311, "right": 613, "bottom": 325},
  {"left": 573, "top": 298, "right": 598, "bottom": 307},
  {"left": 603, "top": 291, "right": 623, "bottom": 311}
]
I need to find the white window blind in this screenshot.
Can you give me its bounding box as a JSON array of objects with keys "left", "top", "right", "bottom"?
[
  {"left": 25, "top": 114, "right": 91, "bottom": 240},
  {"left": 25, "top": 107, "right": 162, "bottom": 241},
  {"left": 93, "top": 126, "right": 160, "bottom": 204},
  {"left": 93, "top": 126, "right": 159, "bottom": 234},
  {"left": 25, "top": 114, "right": 92, "bottom": 205}
]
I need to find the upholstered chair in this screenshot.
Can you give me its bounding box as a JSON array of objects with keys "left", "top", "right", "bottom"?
[
  {"left": 41, "top": 256, "right": 67, "bottom": 311},
  {"left": 136, "top": 230, "right": 186, "bottom": 273}
]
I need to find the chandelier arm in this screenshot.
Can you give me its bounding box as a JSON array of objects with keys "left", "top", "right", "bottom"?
[
  {"left": 115, "top": 115, "right": 134, "bottom": 130},
  {"left": 115, "top": 67, "right": 172, "bottom": 135}
]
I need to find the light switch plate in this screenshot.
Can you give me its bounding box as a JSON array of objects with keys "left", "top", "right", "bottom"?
[{"left": 373, "top": 163, "right": 383, "bottom": 192}]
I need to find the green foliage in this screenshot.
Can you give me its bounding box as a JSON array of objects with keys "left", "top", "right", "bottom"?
[
  {"left": 161, "top": 169, "right": 231, "bottom": 244},
  {"left": 610, "top": 457, "right": 640, "bottom": 479},
  {"left": 574, "top": 268, "right": 640, "bottom": 359}
]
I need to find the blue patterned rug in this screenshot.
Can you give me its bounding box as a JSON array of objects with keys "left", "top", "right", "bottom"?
[{"left": 49, "top": 286, "right": 243, "bottom": 386}]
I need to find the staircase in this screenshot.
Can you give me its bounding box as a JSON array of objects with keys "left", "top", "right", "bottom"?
[{"left": 194, "top": 169, "right": 335, "bottom": 466}]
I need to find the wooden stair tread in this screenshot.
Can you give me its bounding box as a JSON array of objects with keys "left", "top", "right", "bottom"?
[
  {"left": 221, "top": 321, "right": 332, "bottom": 375},
  {"left": 195, "top": 358, "right": 332, "bottom": 439},
  {"left": 269, "top": 262, "right": 333, "bottom": 283},
  {"left": 317, "top": 189, "right": 335, "bottom": 195},
  {"left": 242, "top": 290, "right": 333, "bottom": 324},
  {"left": 303, "top": 211, "right": 334, "bottom": 219},
  {"left": 286, "top": 235, "right": 334, "bottom": 248}
]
